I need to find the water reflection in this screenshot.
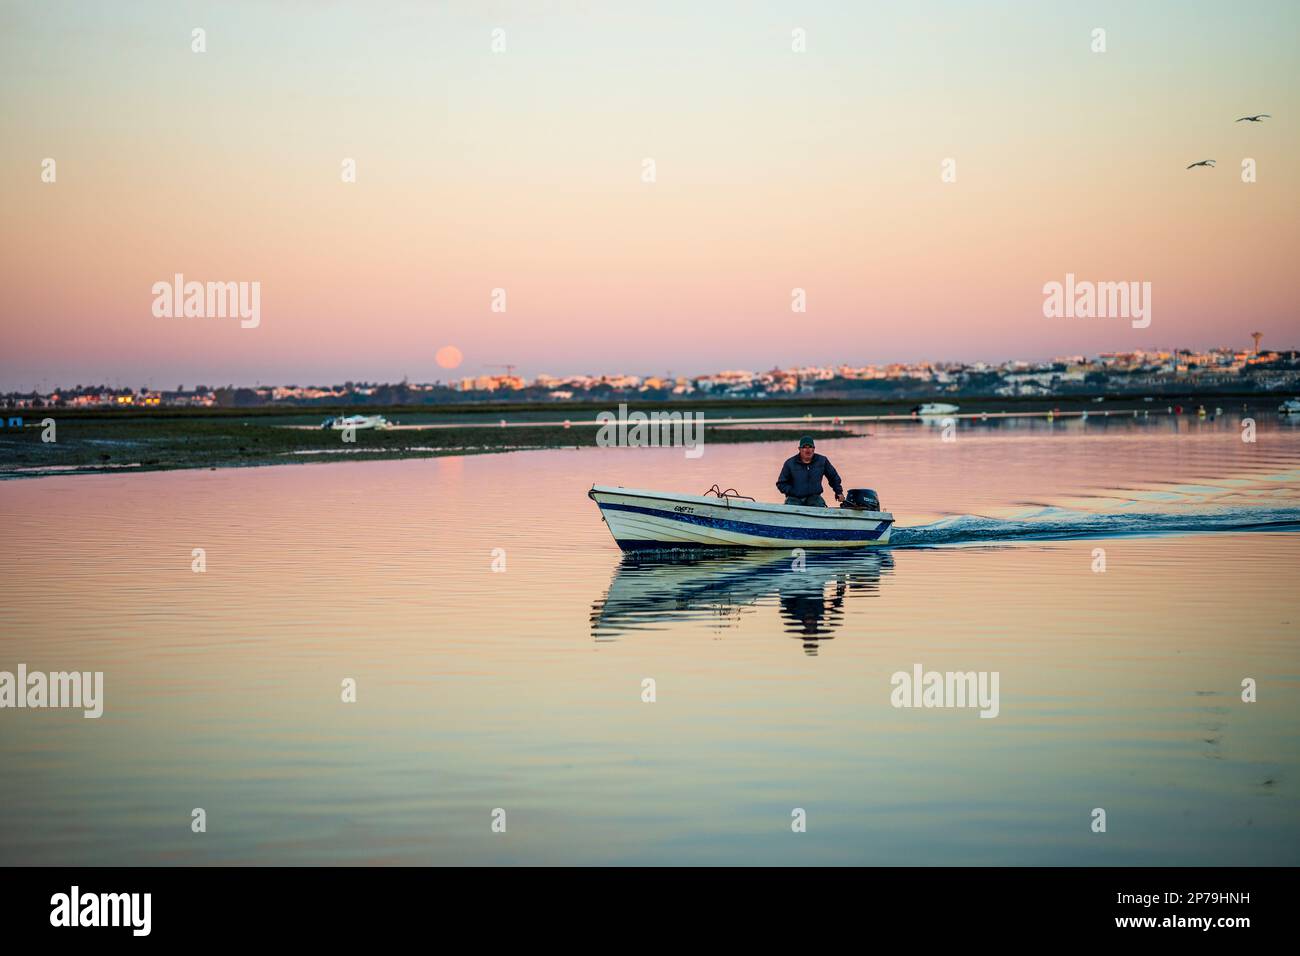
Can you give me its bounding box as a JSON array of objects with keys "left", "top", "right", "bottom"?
[{"left": 591, "top": 549, "right": 895, "bottom": 652}]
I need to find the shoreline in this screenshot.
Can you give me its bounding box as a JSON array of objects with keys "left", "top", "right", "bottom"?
[
  {"left": 0, "top": 424, "right": 861, "bottom": 481},
  {"left": 0, "top": 396, "right": 1271, "bottom": 481},
  {"left": 2, "top": 390, "right": 1269, "bottom": 424}
]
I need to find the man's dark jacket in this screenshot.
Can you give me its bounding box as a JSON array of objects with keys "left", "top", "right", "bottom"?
[{"left": 776, "top": 453, "right": 843, "bottom": 499}]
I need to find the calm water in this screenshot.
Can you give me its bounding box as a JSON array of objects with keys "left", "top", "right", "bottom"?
[{"left": 2, "top": 414, "right": 1299, "bottom": 865}]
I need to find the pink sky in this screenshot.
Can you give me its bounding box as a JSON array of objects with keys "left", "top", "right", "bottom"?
[{"left": 2, "top": 1, "right": 1297, "bottom": 389}]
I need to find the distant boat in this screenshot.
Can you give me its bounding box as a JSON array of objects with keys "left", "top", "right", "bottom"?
[
  {"left": 911, "top": 402, "right": 959, "bottom": 416},
  {"left": 320, "top": 414, "right": 395, "bottom": 430},
  {"left": 1279, "top": 399, "right": 1300, "bottom": 415}
]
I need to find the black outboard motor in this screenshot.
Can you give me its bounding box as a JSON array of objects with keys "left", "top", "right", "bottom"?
[{"left": 842, "top": 488, "right": 881, "bottom": 511}]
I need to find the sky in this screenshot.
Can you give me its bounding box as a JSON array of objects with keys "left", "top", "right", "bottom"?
[{"left": 1, "top": 0, "right": 1298, "bottom": 390}]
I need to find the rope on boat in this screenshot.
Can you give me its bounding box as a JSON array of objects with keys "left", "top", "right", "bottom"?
[{"left": 702, "top": 484, "right": 755, "bottom": 505}]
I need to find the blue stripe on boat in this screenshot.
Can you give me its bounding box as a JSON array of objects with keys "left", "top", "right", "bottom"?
[
  {"left": 613, "top": 540, "right": 752, "bottom": 551},
  {"left": 598, "top": 502, "right": 891, "bottom": 541}
]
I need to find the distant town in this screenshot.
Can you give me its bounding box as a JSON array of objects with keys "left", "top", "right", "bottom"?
[{"left": 6, "top": 344, "right": 1298, "bottom": 409}]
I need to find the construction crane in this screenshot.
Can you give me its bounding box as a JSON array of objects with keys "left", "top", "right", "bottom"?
[{"left": 486, "top": 364, "right": 517, "bottom": 376}]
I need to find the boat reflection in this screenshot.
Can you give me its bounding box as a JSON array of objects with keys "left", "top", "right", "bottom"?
[{"left": 590, "top": 548, "right": 895, "bottom": 653}]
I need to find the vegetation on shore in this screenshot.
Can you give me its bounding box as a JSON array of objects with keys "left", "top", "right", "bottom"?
[
  {"left": 0, "top": 392, "right": 1268, "bottom": 479},
  {"left": 0, "top": 417, "right": 860, "bottom": 479},
  {"left": 5, "top": 389, "right": 1268, "bottom": 426}
]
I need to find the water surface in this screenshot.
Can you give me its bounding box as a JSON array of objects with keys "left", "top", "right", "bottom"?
[{"left": 2, "top": 415, "right": 1298, "bottom": 864}]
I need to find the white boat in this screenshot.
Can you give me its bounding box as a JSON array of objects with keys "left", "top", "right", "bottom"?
[
  {"left": 1279, "top": 399, "right": 1300, "bottom": 415},
  {"left": 588, "top": 485, "right": 893, "bottom": 552},
  {"left": 911, "top": 402, "right": 959, "bottom": 416},
  {"left": 320, "top": 414, "right": 394, "bottom": 431}
]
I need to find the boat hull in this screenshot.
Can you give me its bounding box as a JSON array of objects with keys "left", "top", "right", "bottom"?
[{"left": 589, "top": 485, "right": 893, "bottom": 551}]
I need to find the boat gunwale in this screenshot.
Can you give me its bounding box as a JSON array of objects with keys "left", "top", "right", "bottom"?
[{"left": 589, "top": 485, "right": 894, "bottom": 523}]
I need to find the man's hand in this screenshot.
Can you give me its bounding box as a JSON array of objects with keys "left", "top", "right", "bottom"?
[{"left": 834, "top": 491, "right": 845, "bottom": 503}]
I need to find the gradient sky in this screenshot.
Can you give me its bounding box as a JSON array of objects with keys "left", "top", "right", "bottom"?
[{"left": 2, "top": 0, "right": 1298, "bottom": 390}]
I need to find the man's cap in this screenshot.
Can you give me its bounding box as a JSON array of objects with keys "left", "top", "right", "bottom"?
[{"left": 798, "top": 435, "right": 815, "bottom": 448}]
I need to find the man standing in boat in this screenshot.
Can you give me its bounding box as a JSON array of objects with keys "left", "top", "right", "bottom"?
[{"left": 777, "top": 436, "right": 844, "bottom": 507}]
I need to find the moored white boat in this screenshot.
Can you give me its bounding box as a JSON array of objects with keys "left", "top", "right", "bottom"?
[
  {"left": 589, "top": 485, "right": 893, "bottom": 551},
  {"left": 912, "top": 402, "right": 959, "bottom": 416},
  {"left": 320, "top": 414, "right": 394, "bottom": 430},
  {"left": 1279, "top": 399, "right": 1300, "bottom": 415}
]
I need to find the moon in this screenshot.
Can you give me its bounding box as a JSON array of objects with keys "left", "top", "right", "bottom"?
[{"left": 435, "top": 345, "right": 463, "bottom": 369}]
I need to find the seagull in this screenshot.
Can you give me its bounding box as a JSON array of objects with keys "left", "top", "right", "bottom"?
[
  {"left": 1186, "top": 159, "right": 1215, "bottom": 169},
  {"left": 1236, "top": 114, "right": 1270, "bottom": 122}
]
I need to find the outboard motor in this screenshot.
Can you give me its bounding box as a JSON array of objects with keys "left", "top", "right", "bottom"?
[{"left": 842, "top": 488, "right": 881, "bottom": 511}]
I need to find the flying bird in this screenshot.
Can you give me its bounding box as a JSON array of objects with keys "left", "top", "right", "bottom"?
[
  {"left": 1186, "top": 159, "right": 1215, "bottom": 169},
  {"left": 1236, "top": 114, "right": 1270, "bottom": 122}
]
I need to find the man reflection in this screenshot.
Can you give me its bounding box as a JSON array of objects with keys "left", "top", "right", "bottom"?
[{"left": 779, "top": 572, "right": 846, "bottom": 653}]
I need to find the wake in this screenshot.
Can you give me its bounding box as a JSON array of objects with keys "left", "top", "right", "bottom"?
[{"left": 890, "top": 507, "right": 1300, "bottom": 547}]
